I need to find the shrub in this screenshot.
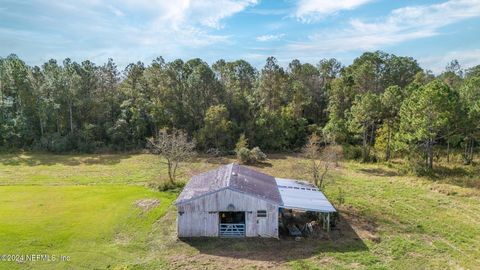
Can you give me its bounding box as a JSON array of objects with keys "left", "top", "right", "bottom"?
[
  {"left": 461, "top": 153, "right": 473, "bottom": 165},
  {"left": 403, "top": 152, "right": 432, "bottom": 176},
  {"left": 148, "top": 181, "right": 185, "bottom": 191},
  {"left": 343, "top": 144, "right": 363, "bottom": 160},
  {"left": 236, "top": 147, "right": 251, "bottom": 164},
  {"left": 206, "top": 148, "right": 221, "bottom": 157},
  {"left": 250, "top": 147, "right": 266, "bottom": 162},
  {"left": 236, "top": 146, "right": 267, "bottom": 164},
  {"left": 235, "top": 134, "right": 248, "bottom": 152}
]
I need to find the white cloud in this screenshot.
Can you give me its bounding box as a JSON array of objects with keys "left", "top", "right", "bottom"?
[
  {"left": 123, "top": 0, "right": 257, "bottom": 29},
  {"left": 287, "top": 0, "right": 480, "bottom": 53},
  {"left": 294, "top": 0, "right": 373, "bottom": 22},
  {"left": 256, "top": 34, "right": 285, "bottom": 42},
  {"left": 418, "top": 49, "right": 480, "bottom": 74},
  {"left": 107, "top": 5, "right": 124, "bottom": 16},
  {"left": 1, "top": 0, "right": 258, "bottom": 66}
]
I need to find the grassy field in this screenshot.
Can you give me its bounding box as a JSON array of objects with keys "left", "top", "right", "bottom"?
[{"left": 0, "top": 152, "right": 479, "bottom": 269}]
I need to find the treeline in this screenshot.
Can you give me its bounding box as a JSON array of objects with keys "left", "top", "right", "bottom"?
[{"left": 0, "top": 51, "right": 479, "bottom": 171}]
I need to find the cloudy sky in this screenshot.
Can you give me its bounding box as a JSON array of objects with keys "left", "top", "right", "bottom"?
[{"left": 1, "top": 0, "right": 480, "bottom": 73}]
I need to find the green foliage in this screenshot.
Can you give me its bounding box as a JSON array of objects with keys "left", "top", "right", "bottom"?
[
  {"left": 323, "top": 115, "right": 348, "bottom": 143},
  {"left": 381, "top": 85, "right": 404, "bottom": 119},
  {"left": 198, "top": 105, "right": 232, "bottom": 150},
  {"left": 378, "top": 85, "right": 405, "bottom": 160},
  {"left": 250, "top": 146, "right": 267, "bottom": 162},
  {"left": 399, "top": 80, "right": 459, "bottom": 171},
  {"left": 0, "top": 52, "right": 477, "bottom": 170},
  {"left": 348, "top": 93, "right": 382, "bottom": 162},
  {"left": 235, "top": 146, "right": 267, "bottom": 164},
  {"left": 343, "top": 144, "right": 363, "bottom": 160},
  {"left": 235, "top": 133, "right": 248, "bottom": 152},
  {"left": 374, "top": 123, "right": 389, "bottom": 160},
  {"left": 236, "top": 147, "right": 251, "bottom": 164},
  {"left": 253, "top": 105, "right": 307, "bottom": 150},
  {"left": 458, "top": 76, "right": 480, "bottom": 164}
]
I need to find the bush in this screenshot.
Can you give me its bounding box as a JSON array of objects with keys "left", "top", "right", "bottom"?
[
  {"left": 236, "top": 147, "right": 251, "bottom": 164},
  {"left": 402, "top": 153, "right": 432, "bottom": 176},
  {"left": 206, "top": 148, "right": 221, "bottom": 157},
  {"left": 33, "top": 131, "right": 100, "bottom": 153},
  {"left": 35, "top": 133, "right": 71, "bottom": 153},
  {"left": 236, "top": 146, "right": 267, "bottom": 164},
  {"left": 250, "top": 147, "right": 266, "bottom": 162},
  {"left": 461, "top": 153, "right": 473, "bottom": 165},
  {"left": 148, "top": 181, "right": 185, "bottom": 191},
  {"left": 235, "top": 134, "right": 248, "bottom": 152},
  {"left": 343, "top": 144, "right": 363, "bottom": 160}
]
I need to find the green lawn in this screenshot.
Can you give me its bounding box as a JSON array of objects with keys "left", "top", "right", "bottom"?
[
  {"left": 0, "top": 152, "right": 479, "bottom": 269},
  {"left": 0, "top": 185, "right": 176, "bottom": 269},
  {"left": 0, "top": 153, "right": 216, "bottom": 185}
]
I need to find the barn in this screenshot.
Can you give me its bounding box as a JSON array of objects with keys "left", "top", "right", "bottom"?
[{"left": 175, "top": 163, "right": 336, "bottom": 238}]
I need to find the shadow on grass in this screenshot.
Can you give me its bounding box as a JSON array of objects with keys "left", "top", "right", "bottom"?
[
  {"left": 247, "top": 161, "right": 273, "bottom": 168},
  {"left": 429, "top": 165, "right": 479, "bottom": 189},
  {"left": 432, "top": 165, "right": 471, "bottom": 178},
  {"left": 179, "top": 213, "right": 369, "bottom": 262},
  {"left": 199, "top": 155, "right": 274, "bottom": 168},
  {"left": 200, "top": 156, "right": 234, "bottom": 165},
  {"left": 0, "top": 152, "right": 132, "bottom": 166},
  {"left": 358, "top": 168, "right": 399, "bottom": 177},
  {"left": 266, "top": 153, "right": 293, "bottom": 160}
]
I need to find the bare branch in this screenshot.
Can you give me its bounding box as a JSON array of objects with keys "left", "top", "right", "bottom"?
[{"left": 147, "top": 128, "right": 196, "bottom": 183}]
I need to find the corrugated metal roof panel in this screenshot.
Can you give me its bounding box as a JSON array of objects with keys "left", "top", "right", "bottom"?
[
  {"left": 230, "top": 164, "right": 282, "bottom": 204},
  {"left": 176, "top": 163, "right": 232, "bottom": 203},
  {"left": 275, "top": 178, "right": 336, "bottom": 212},
  {"left": 176, "top": 163, "right": 282, "bottom": 205}
]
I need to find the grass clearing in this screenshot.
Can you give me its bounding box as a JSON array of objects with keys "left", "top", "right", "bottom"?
[
  {"left": 0, "top": 152, "right": 479, "bottom": 269},
  {"left": 0, "top": 152, "right": 217, "bottom": 185},
  {"left": 0, "top": 185, "right": 176, "bottom": 269}
]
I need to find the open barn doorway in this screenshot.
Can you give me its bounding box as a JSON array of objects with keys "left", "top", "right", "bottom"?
[
  {"left": 219, "top": 212, "right": 245, "bottom": 237},
  {"left": 278, "top": 208, "right": 336, "bottom": 238}
]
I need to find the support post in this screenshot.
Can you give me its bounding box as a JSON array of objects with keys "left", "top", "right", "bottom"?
[
  {"left": 327, "top": 213, "right": 330, "bottom": 232},
  {"left": 322, "top": 213, "right": 326, "bottom": 230}
]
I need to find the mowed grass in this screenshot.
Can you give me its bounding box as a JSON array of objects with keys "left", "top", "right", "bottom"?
[
  {"left": 0, "top": 185, "right": 176, "bottom": 269},
  {"left": 0, "top": 152, "right": 216, "bottom": 185},
  {"left": 0, "top": 152, "right": 479, "bottom": 269}
]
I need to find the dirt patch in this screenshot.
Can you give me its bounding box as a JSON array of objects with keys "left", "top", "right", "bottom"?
[
  {"left": 148, "top": 207, "right": 370, "bottom": 269},
  {"left": 168, "top": 253, "right": 287, "bottom": 270},
  {"left": 114, "top": 232, "right": 133, "bottom": 246},
  {"left": 134, "top": 199, "right": 160, "bottom": 212},
  {"left": 337, "top": 205, "right": 380, "bottom": 243}
]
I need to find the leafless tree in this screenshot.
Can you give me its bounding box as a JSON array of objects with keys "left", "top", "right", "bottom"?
[
  {"left": 302, "top": 133, "right": 342, "bottom": 190},
  {"left": 147, "top": 129, "right": 196, "bottom": 183}
]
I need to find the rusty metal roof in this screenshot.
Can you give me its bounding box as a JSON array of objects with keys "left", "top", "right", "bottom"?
[{"left": 176, "top": 163, "right": 283, "bottom": 205}]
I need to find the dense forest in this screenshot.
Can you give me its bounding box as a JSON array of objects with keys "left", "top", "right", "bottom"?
[{"left": 1, "top": 51, "right": 479, "bottom": 172}]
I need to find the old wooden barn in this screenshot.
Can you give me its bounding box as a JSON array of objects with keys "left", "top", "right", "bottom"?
[{"left": 175, "top": 163, "right": 336, "bottom": 238}]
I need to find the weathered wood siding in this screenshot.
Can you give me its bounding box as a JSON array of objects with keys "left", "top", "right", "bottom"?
[{"left": 177, "top": 188, "right": 279, "bottom": 238}]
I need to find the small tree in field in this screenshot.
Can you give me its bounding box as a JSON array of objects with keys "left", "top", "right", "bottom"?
[
  {"left": 147, "top": 129, "right": 196, "bottom": 183},
  {"left": 302, "top": 133, "right": 342, "bottom": 190},
  {"left": 235, "top": 134, "right": 248, "bottom": 152}
]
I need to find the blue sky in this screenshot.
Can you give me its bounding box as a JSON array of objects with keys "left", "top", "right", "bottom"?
[{"left": 1, "top": 0, "right": 480, "bottom": 73}]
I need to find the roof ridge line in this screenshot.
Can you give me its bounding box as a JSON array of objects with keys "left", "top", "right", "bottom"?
[{"left": 226, "top": 162, "right": 235, "bottom": 187}]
